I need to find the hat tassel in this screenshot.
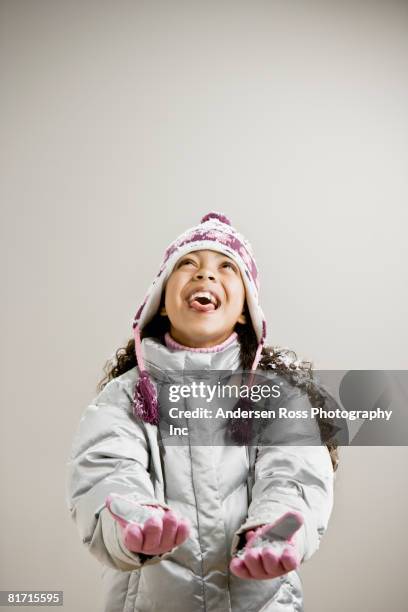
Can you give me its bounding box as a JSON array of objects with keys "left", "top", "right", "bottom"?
[
  {"left": 133, "top": 370, "right": 159, "bottom": 425},
  {"left": 132, "top": 324, "right": 159, "bottom": 425}
]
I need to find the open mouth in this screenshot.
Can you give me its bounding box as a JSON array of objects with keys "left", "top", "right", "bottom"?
[{"left": 186, "top": 291, "right": 220, "bottom": 313}]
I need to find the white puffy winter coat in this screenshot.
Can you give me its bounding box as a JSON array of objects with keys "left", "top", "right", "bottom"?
[{"left": 66, "top": 335, "right": 334, "bottom": 612}]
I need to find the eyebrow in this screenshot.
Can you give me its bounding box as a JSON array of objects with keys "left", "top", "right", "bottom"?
[
  {"left": 181, "top": 252, "right": 234, "bottom": 262},
  {"left": 177, "top": 251, "right": 234, "bottom": 267}
]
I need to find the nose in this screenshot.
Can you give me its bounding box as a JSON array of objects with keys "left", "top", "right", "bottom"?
[{"left": 193, "top": 268, "right": 216, "bottom": 281}]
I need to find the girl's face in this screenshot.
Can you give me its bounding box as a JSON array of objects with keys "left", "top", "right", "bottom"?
[{"left": 161, "top": 249, "right": 246, "bottom": 348}]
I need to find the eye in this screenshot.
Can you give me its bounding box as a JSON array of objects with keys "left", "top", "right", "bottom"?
[
  {"left": 179, "top": 258, "right": 195, "bottom": 267},
  {"left": 222, "top": 261, "right": 237, "bottom": 271}
]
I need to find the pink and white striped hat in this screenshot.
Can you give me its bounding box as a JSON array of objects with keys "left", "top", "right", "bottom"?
[{"left": 132, "top": 211, "right": 267, "bottom": 425}]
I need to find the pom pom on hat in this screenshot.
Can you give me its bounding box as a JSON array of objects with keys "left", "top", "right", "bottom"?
[{"left": 200, "top": 212, "right": 231, "bottom": 225}]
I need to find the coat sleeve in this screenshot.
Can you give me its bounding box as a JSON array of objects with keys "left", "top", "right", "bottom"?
[
  {"left": 231, "top": 384, "right": 335, "bottom": 563},
  {"left": 65, "top": 376, "right": 170, "bottom": 572}
]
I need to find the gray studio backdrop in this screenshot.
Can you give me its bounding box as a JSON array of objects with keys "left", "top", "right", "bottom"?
[{"left": 1, "top": 1, "right": 407, "bottom": 611}]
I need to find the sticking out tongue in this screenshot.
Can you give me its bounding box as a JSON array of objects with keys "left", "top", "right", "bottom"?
[{"left": 189, "top": 299, "right": 216, "bottom": 312}]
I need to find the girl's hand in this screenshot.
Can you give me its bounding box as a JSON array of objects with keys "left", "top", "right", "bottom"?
[
  {"left": 105, "top": 494, "right": 191, "bottom": 556},
  {"left": 230, "top": 511, "right": 304, "bottom": 580}
]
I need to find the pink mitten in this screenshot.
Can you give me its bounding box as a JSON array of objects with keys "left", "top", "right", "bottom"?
[
  {"left": 105, "top": 493, "right": 191, "bottom": 556},
  {"left": 230, "top": 511, "right": 304, "bottom": 580}
]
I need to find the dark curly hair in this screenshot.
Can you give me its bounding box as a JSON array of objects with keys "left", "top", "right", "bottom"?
[{"left": 97, "top": 298, "right": 339, "bottom": 472}]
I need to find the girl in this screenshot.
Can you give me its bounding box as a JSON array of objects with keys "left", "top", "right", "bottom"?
[{"left": 66, "top": 212, "right": 338, "bottom": 612}]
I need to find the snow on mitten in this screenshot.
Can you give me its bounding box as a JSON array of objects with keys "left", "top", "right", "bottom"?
[
  {"left": 230, "top": 511, "right": 304, "bottom": 580},
  {"left": 105, "top": 493, "right": 191, "bottom": 557}
]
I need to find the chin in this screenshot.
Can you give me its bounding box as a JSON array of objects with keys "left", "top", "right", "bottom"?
[{"left": 187, "top": 321, "right": 221, "bottom": 333}]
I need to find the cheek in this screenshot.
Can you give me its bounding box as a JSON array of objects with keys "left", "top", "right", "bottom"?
[
  {"left": 232, "top": 280, "right": 246, "bottom": 302},
  {"left": 226, "top": 283, "right": 245, "bottom": 314},
  {"left": 164, "top": 277, "right": 183, "bottom": 310}
]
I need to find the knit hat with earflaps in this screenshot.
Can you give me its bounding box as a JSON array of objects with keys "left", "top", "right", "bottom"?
[{"left": 132, "top": 211, "right": 267, "bottom": 430}]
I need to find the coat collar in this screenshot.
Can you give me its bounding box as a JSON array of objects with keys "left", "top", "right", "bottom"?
[{"left": 140, "top": 334, "right": 242, "bottom": 381}]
